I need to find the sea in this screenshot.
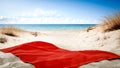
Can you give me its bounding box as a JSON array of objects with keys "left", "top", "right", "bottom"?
[{"left": 0, "top": 24, "right": 96, "bottom": 31}]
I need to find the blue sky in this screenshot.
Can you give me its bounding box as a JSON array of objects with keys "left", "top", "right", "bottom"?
[{"left": 0, "top": 0, "right": 120, "bottom": 24}]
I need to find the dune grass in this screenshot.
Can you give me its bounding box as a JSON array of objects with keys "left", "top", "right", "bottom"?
[
  {"left": 86, "top": 12, "right": 120, "bottom": 32},
  {"left": 0, "top": 26, "right": 27, "bottom": 37},
  {"left": 99, "top": 12, "right": 120, "bottom": 32}
]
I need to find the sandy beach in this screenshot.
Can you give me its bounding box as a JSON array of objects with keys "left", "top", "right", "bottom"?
[
  {"left": 0, "top": 25, "right": 120, "bottom": 68},
  {"left": 0, "top": 26, "right": 120, "bottom": 54}
]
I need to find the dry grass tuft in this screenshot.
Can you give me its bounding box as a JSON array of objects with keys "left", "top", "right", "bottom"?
[
  {"left": 86, "top": 12, "right": 120, "bottom": 32},
  {"left": 0, "top": 26, "right": 27, "bottom": 37},
  {"left": 0, "top": 37, "right": 7, "bottom": 43},
  {"left": 99, "top": 12, "right": 120, "bottom": 32}
]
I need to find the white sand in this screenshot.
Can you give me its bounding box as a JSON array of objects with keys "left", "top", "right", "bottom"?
[
  {"left": 0, "top": 52, "right": 34, "bottom": 68},
  {"left": 0, "top": 28, "right": 120, "bottom": 68}
]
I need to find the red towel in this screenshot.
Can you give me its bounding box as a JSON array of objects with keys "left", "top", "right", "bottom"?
[{"left": 1, "top": 41, "right": 120, "bottom": 68}]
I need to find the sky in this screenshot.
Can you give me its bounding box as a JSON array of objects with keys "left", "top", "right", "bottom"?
[{"left": 0, "top": 0, "right": 120, "bottom": 24}]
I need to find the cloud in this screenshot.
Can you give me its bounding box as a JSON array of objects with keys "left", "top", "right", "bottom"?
[
  {"left": 20, "top": 8, "right": 61, "bottom": 18},
  {"left": 0, "top": 8, "right": 97, "bottom": 24},
  {"left": 0, "top": 16, "right": 8, "bottom": 21}
]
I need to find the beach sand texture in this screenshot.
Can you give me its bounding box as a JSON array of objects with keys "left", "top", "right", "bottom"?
[{"left": 0, "top": 13, "right": 120, "bottom": 68}]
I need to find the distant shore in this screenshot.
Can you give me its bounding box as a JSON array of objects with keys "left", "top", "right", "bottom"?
[{"left": 0, "top": 24, "right": 97, "bottom": 31}]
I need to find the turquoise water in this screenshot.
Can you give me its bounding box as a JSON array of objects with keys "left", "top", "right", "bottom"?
[{"left": 0, "top": 24, "right": 96, "bottom": 31}]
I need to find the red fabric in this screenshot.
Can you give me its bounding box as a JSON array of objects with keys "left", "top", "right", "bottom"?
[{"left": 1, "top": 41, "right": 120, "bottom": 68}]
